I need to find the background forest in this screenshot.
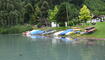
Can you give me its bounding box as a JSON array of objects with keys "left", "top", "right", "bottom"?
[{"left": 0, "top": 0, "right": 105, "bottom": 33}]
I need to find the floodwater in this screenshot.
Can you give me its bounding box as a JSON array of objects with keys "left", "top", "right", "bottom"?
[{"left": 0, "top": 34, "right": 105, "bottom": 60}]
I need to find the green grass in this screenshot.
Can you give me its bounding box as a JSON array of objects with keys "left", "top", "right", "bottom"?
[{"left": 84, "top": 22, "right": 105, "bottom": 38}]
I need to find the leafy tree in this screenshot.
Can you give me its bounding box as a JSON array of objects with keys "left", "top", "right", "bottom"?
[
  {"left": 0, "top": 0, "right": 25, "bottom": 26},
  {"left": 79, "top": 5, "right": 92, "bottom": 23},
  {"left": 70, "top": 0, "right": 84, "bottom": 6},
  {"left": 67, "top": 3, "right": 79, "bottom": 25},
  {"left": 24, "top": 3, "right": 35, "bottom": 24},
  {"left": 55, "top": 2, "right": 79, "bottom": 26},
  {"left": 24, "top": 1, "right": 50, "bottom": 25},
  {"left": 0, "top": 0, "right": 105, "bottom": 28},
  {"left": 55, "top": 2, "right": 67, "bottom": 26},
  {"left": 84, "top": 0, "right": 105, "bottom": 15},
  {"left": 48, "top": 5, "right": 59, "bottom": 22},
  {"left": 38, "top": 1, "right": 50, "bottom": 26}
]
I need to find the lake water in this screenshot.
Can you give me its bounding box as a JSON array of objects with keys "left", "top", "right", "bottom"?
[{"left": 0, "top": 34, "right": 105, "bottom": 60}]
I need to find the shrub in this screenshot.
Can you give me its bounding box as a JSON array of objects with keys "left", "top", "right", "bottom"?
[{"left": 0, "top": 25, "right": 32, "bottom": 34}]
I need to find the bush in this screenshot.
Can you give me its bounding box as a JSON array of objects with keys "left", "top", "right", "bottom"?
[
  {"left": 0, "top": 25, "right": 32, "bottom": 34},
  {"left": 0, "top": 28, "right": 8, "bottom": 34}
]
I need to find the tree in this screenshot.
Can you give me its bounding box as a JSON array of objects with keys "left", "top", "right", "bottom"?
[
  {"left": 0, "top": 0, "right": 105, "bottom": 27},
  {"left": 67, "top": 3, "right": 79, "bottom": 26},
  {"left": 84, "top": 0, "right": 105, "bottom": 15},
  {"left": 36, "top": 1, "right": 50, "bottom": 26},
  {"left": 0, "top": 0, "right": 25, "bottom": 27},
  {"left": 48, "top": 5, "right": 59, "bottom": 22},
  {"left": 55, "top": 2, "right": 79, "bottom": 26},
  {"left": 55, "top": 2, "right": 67, "bottom": 26},
  {"left": 70, "top": 0, "right": 84, "bottom": 6},
  {"left": 79, "top": 5, "right": 92, "bottom": 23},
  {"left": 24, "top": 3, "right": 37, "bottom": 24}
]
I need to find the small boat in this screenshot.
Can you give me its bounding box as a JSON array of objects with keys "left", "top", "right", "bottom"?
[
  {"left": 59, "top": 29, "right": 74, "bottom": 35},
  {"left": 85, "top": 27, "right": 96, "bottom": 33},
  {"left": 42, "top": 30, "right": 56, "bottom": 35},
  {"left": 30, "top": 30, "right": 45, "bottom": 35},
  {"left": 53, "top": 31, "right": 64, "bottom": 36},
  {"left": 65, "top": 31, "right": 74, "bottom": 35},
  {"left": 23, "top": 31, "right": 31, "bottom": 36}
]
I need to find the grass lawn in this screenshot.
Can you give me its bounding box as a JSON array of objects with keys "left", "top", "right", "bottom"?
[{"left": 83, "top": 22, "right": 105, "bottom": 38}]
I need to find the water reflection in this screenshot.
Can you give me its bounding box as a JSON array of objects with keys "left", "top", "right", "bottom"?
[
  {"left": 1, "top": 34, "right": 105, "bottom": 60},
  {"left": 23, "top": 34, "right": 99, "bottom": 47},
  {"left": 24, "top": 35, "right": 78, "bottom": 44},
  {"left": 29, "top": 35, "right": 48, "bottom": 39}
]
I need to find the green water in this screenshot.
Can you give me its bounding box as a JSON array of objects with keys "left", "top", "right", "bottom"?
[{"left": 0, "top": 35, "right": 105, "bottom": 60}]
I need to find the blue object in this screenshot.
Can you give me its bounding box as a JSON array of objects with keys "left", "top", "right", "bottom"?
[
  {"left": 31, "top": 30, "right": 45, "bottom": 35},
  {"left": 75, "top": 31, "right": 81, "bottom": 34},
  {"left": 59, "top": 29, "right": 73, "bottom": 35}
]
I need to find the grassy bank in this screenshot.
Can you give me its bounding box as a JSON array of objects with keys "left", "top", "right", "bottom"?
[
  {"left": 0, "top": 22, "right": 105, "bottom": 39},
  {"left": 0, "top": 25, "right": 32, "bottom": 34},
  {"left": 23, "top": 22, "right": 105, "bottom": 39},
  {"left": 83, "top": 22, "right": 105, "bottom": 38}
]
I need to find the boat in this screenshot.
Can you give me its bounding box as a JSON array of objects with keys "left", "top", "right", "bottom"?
[
  {"left": 42, "top": 30, "right": 56, "bottom": 35},
  {"left": 85, "top": 27, "right": 96, "bottom": 33},
  {"left": 30, "top": 30, "right": 45, "bottom": 35},
  {"left": 53, "top": 31, "right": 64, "bottom": 36},
  {"left": 59, "top": 29, "right": 74, "bottom": 35}
]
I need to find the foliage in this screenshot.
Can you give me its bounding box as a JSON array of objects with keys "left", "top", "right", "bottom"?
[
  {"left": 0, "top": 0, "right": 25, "bottom": 26},
  {"left": 68, "top": 18, "right": 80, "bottom": 26},
  {"left": 79, "top": 5, "right": 92, "bottom": 23},
  {"left": 34, "top": 1, "right": 50, "bottom": 26},
  {"left": 84, "top": 0, "right": 105, "bottom": 15},
  {"left": 0, "top": 25, "right": 32, "bottom": 34},
  {"left": 48, "top": 5, "right": 59, "bottom": 22},
  {"left": 24, "top": 3, "right": 35, "bottom": 24},
  {"left": 70, "top": 0, "right": 84, "bottom": 6},
  {"left": 0, "top": 0, "right": 105, "bottom": 34},
  {"left": 55, "top": 2, "right": 67, "bottom": 26},
  {"left": 67, "top": 4, "right": 79, "bottom": 19},
  {"left": 55, "top": 2, "right": 79, "bottom": 26},
  {"left": 67, "top": 4, "right": 79, "bottom": 26}
]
